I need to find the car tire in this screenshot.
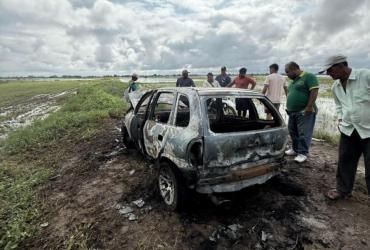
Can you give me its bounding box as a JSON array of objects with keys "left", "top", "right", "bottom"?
[
  {"left": 158, "top": 162, "right": 186, "bottom": 211},
  {"left": 121, "top": 122, "right": 133, "bottom": 148}
]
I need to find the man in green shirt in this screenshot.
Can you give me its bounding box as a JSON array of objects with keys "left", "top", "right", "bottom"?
[
  {"left": 284, "top": 62, "right": 319, "bottom": 163},
  {"left": 320, "top": 55, "right": 370, "bottom": 200},
  {"left": 128, "top": 73, "right": 141, "bottom": 92}
]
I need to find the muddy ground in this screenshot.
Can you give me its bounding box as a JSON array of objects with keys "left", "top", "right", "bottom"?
[{"left": 25, "top": 118, "right": 370, "bottom": 250}]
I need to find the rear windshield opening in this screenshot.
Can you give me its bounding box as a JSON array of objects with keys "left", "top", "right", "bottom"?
[{"left": 206, "top": 97, "right": 282, "bottom": 133}]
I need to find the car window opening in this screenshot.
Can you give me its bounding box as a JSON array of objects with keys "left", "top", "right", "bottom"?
[
  {"left": 206, "top": 97, "right": 281, "bottom": 133},
  {"left": 151, "top": 92, "right": 175, "bottom": 124},
  {"left": 175, "top": 95, "right": 190, "bottom": 127}
]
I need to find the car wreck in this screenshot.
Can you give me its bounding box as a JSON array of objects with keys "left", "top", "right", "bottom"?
[{"left": 122, "top": 87, "right": 288, "bottom": 210}]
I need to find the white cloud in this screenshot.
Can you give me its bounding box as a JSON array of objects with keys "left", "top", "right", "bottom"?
[{"left": 0, "top": 0, "right": 370, "bottom": 76}]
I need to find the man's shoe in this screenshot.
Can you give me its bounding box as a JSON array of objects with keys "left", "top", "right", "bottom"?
[
  {"left": 285, "top": 149, "right": 297, "bottom": 156},
  {"left": 294, "top": 154, "right": 307, "bottom": 163}
]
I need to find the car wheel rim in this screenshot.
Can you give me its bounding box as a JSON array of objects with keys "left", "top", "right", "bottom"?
[{"left": 158, "top": 171, "right": 175, "bottom": 205}]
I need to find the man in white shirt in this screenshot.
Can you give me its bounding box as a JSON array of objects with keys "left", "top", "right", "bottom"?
[
  {"left": 203, "top": 72, "right": 220, "bottom": 87},
  {"left": 262, "top": 64, "right": 288, "bottom": 119}
]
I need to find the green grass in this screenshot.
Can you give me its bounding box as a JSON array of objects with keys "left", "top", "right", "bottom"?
[
  {"left": 0, "top": 164, "right": 51, "bottom": 250},
  {"left": 0, "top": 83, "right": 128, "bottom": 249},
  {"left": 313, "top": 129, "right": 340, "bottom": 145}
]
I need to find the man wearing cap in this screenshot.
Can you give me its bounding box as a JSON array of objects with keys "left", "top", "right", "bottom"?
[
  {"left": 176, "top": 69, "right": 195, "bottom": 87},
  {"left": 321, "top": 55, "right": 370, "bottom": 200},
  {"left": 203, "top": 72, "right": 220, "bottom": 87},
  {"left": 284, "top": 62, "right": 319, "bottom": 163},
  {"left": 216, "top": 66, "right": 231, "bottom": 87}
]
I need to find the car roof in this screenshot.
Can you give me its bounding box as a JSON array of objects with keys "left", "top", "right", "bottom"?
[{"left": 156, "top": 87, "right": 264, "bottom": 97}]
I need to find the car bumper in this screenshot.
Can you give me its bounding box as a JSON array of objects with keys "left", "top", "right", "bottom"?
[{"left": 196, "top": 161, "right": 283, "bottom": 193}]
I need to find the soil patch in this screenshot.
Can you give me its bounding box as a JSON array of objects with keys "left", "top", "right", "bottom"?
[{"left": 25, "top": 118, "right": 370, "bottom": 249}]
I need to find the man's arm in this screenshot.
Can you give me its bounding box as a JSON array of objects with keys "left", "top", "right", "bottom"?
[
  {"left": 191, "top": 79, "right": 195, "bottom": 87},
  {"left": 262, "top": 85, "right": 268, "bottom": 95},
  {"left": 250, "top": 78, "right": 256, "bottom": 90},
  {"left": 226, "top": 79, "right": 235, "bottom": 88},
  {"left": 332, "top": 86, "right": 343, "bottom": 122},
  {"left": 304, "top": 88, "right": 318, "bottom": 116},
  {"left": 284, "top": 86, "right": 288, "bottom": 96}
]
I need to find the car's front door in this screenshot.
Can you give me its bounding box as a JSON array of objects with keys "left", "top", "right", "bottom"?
[
  {"left": 143, "top": 92, "right": 176, "bottom": 159},
  {"left": 130, "top": 91, "right": 155, "bottom": 153}
]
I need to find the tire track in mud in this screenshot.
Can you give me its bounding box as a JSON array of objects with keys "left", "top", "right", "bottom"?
[{"left": 0, "top": 90, "right": 76, "bottom": 140}]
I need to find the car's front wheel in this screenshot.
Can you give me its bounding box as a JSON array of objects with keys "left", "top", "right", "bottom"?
[
  {"left": 121, "top": 123, "right": 133, "bottom": 148},
  {"left": 158, "top": 162, "right": 186, "bottom": 210}
]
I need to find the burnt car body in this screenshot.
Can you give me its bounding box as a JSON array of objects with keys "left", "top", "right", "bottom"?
[{"left": 122, "top": 87, "right": 288, "bottom": 209}]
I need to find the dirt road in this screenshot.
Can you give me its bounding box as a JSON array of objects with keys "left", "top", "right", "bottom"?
[{"left": 25, "top": 118, "right": 370, "bottom": 250}]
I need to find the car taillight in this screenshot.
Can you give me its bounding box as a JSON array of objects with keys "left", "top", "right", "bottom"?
[{"left": 187, "top": 138, "right": 203, "bottom": 167}]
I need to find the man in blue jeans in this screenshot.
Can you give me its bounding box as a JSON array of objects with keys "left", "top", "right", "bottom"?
[{"left": 284, "top": 62, "right": 319, "bottom": 163}]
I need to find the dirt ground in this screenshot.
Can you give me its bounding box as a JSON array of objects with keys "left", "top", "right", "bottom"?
[{"left": 25, "top": 118, "right": 370, "bottom": 250}]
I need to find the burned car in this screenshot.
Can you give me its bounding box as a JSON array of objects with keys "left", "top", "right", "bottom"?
[{"left": 122, "top": 87, "right": 288, "bottom": 210}]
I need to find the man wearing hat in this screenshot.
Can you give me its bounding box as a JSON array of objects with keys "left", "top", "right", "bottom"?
[
  {"left": 216, "top": 66, "right": 231, "bottom": 87},
  {"left": 321, "top": 55, "right": 370, "bottom": 200},
  {"left": 203, "top": 72, "right": 220, "bottom": 87},
  {"left": 176, "top": 69, "right": 195, "bottom": 87}
]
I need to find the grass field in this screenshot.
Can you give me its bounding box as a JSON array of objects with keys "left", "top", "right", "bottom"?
[{"left": 0, "top": 79, "right": 128, "bottom": 249}]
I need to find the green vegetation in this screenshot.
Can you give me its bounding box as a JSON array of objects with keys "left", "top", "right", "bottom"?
[
  {"left": 313, "top": 129, "right": 340, "bottom": 145},
  {"left": 0, "top": 82, "right": 128, "bottom": 249}
]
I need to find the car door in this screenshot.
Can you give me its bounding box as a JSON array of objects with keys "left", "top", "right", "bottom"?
[
  {"left": 143, "top": 91, "right": 176, "bottom": 159},
  {"left": 129, "top": 91, "right": 155, "bottom": 153}
]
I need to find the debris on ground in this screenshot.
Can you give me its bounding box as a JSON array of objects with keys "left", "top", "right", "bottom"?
[
  {"left": 40, "top": 222, "right": 49, "bottom": 228},
  {"left": 118, "top": 206, "right": 134, "bottom": 215},
  {"left": 132, "top": 198, "right": 145, "bottom": 208},
  {"left": 129, "top": 170, "right": 135, "bottom": 176}
]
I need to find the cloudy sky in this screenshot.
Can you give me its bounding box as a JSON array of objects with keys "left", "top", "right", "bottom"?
[{"left": 1, "top": 0, "right": 370, "bottom": 76}]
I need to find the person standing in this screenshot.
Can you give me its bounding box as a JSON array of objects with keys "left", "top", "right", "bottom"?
[
  {"left": 176, "top": 69, "right": 195, "bottom": 87},
  {"left": 320, "top": 55, "right": 370, "bottom": 200},
  {"left": 227, "top": 67, "right": 256, "bottom": 117},
  {"left": 215, "top": 66, "right": 231, "bottom": 87},
  {"left": 284, "top": 62, "right": 319, "bottom": 163},
  {"left": 203, "top": 72, "right": 220, "bottom": 87},
  {"left": 128, "top": 73, "right": 141, "bottom": 92},
  {"left": 262, "top": 63, "right": 288, "bottom": 118}
]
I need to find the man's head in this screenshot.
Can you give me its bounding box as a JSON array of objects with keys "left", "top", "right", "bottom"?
[
  {"left": 239, "top": 67, "right": 247, "bottom": 77},
  {"left": 221, "top": 66, "right": 227, "bottom": 74},
  {"left": 320, "top": 55, "right": 349, "bottom": 80},
  {"left": 269, "top": 64, "right": 279, "bottom": 74},
  {"left": 207, "top": 72, "right": 214, "bottom": 82},
  {"left": 285, "top": 62, "right": 301, "bottom": 80},
  {"left": 182, "top": 69, "right": 189, "bottom": 78},
  {"left": 131, "top": 73, "right": 138, "bottom": 81}
]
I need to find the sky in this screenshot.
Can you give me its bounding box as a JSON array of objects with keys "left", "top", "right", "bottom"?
[{"left": 1, "top": 0, "right": 370, "bottom": 76}]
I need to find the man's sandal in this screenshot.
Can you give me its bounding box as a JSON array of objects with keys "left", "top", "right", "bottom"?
[{"left": 325, "top": 189, "right": 351, "bottom": 200}]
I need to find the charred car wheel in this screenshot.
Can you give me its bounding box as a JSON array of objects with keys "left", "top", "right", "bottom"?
[
  {"left": 158, "top": 162, "right": 185, "bottom": 210},
  {"left": 121, "top": 123, "right": 133, "bottom": 148}
]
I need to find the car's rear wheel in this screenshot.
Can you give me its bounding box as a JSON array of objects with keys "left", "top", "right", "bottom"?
[{"left": 158, "top": 162, "right": 186, "bottom": 210}]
